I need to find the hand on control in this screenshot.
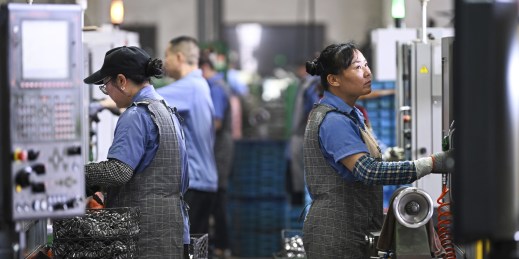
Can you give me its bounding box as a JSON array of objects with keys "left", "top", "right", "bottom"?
[
  {"left": 89, "top": 98, "right": 122, "bottom": 122},
  {"left": 431, "top": 149, "right": 454, "bottom": 173}
]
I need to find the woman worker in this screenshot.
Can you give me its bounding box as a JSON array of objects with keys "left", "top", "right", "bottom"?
[
  {"left": 83, "top": 46, "right": 189, "bottom": 258},
  {"left": 302, "top": 42, "right": 452, "bottom": 258}
]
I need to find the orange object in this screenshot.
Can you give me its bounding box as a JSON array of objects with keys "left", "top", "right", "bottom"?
[
  {"left": 13, "top": 149, "right": 27, "bottom": 161},
  {"left": 437, "top": 186, "right": 456, "bottom": 259},
  {"left": 87, "top": 192, "right": 105, "bottom": 209}
]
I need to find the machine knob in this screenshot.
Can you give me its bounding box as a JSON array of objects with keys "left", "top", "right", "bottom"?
[
  {"left": 66, "top": 198, "right": 77, "bottom": 209},
  {"left": 403, "top": 129, "right": 412, "bottom": 139},
  {"left": 15, "top": 169, "right": 31, "bottom": 188},
  {"left": 32, "top": 164, "right": 46, "bottom": 175},
  {"left": 31, "top": 182, "right": 46, "bottom": 193},
  {"left": 53, "top": 203, "right": 65, "bottom": 211},
  {"left": 27, "top": 149, "right": 40, "bottom": 161},
  {"left": 419, "top": 147, "right": 427, "bottom": 155},
  {"left": 405, "top": 201, "right": 421, "bottom": 215}
]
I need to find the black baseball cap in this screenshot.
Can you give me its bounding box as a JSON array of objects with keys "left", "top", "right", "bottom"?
[{"left": 84, "top": 46, "right": 151, "bottom": 85}]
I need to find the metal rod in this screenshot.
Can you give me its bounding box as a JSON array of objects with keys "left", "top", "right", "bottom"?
[{"left": 421, "top": 0, "right": 429, "bottom": 43}]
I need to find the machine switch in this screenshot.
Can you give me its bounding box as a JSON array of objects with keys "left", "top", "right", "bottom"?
[
  {"left": 66, "top": 146, "right": 81, "bottom": 156},
  {"left": 403, "top": 129, "right": 412, "bottom": 139},
  {"left": 31, "top": 183, "right": 46, "bottom": 193},
  {"left": 15, "top": 169, "right": 31, "bottom": 188},
  {"left": 32, "top": 164, "right": 46, "bottom": 175},
  {"left": 28, "top": 149, "right": 40, "bottom": 161}
]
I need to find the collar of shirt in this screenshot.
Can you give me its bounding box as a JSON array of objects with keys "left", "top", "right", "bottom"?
[
  {"left": 319, "top": 91, "right": 366, "bottom": 126},
  {"left": 320, "top": 91, "right": 355, "bottom": 113},
  {"left": 184, "top": 69, "right": 203, "bottom": 80},
  {"left": 131, "top": 85, "right": 164, "bottom": 103}
]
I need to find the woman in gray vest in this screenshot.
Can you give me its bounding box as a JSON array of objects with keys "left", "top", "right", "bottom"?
[
  {"left": 302, "top": 42, "right": 452, "bottom": 258},
  {"left": 84, "top": 46, "right": 189, "bottom": 258}
]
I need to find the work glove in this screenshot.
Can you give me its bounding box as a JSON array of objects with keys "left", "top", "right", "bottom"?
[
  {"left": 431, "top": 149, "right": 454, "bottom": 173},
  {"left": 414, "top": 149, "right": 454, "bottom": 178}
]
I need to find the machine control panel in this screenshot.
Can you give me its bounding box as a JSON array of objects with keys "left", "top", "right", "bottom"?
[{"left": 1, "top": 3, "right": 86, "bottom": 220}]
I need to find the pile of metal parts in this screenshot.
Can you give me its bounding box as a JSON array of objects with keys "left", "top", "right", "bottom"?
[
  {"left": 52, "top": 208, "right": 140, "bottom": 259},
  {"left": 282, "top": 231, "right": 306, "bottom": 258}
]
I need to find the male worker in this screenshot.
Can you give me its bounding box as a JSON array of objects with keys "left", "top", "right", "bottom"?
[{"left": 157, "top": 36, "right": 218, "bottom": 238}]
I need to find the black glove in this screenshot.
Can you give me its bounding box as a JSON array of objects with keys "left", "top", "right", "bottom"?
[{"left": 89, "top": 102, "right": 104, "bottom": 122}]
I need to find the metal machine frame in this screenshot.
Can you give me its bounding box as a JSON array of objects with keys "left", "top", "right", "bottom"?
[
  {"left": 396, "top": 39, "right": 443, "bottom": 200},
  {"left": 0, "top": 3, "right": 87, "bottom": 258}
]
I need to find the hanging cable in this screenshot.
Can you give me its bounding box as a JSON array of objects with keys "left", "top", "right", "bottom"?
[
  {"left": 437, "top": 173, "right": 456, "bottom": 258},
  {"left": 437, "top": 131, "right": 456, "bottom": 259}
]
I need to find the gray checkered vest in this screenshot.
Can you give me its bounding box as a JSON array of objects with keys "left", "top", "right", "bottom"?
[
  {"left": 106, "top": 99, "right": 184, "bottom": 258},
  {"left": 303, "top": 104, "right": 383, "bottom": 259}
]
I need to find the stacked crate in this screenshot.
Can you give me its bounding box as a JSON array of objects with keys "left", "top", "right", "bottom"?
[{"left": 228, "top": 140, "right": 288, "bottom": 257}]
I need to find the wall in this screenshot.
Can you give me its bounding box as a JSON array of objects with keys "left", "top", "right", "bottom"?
[
  {"left": 381, "top": 0, "right": 454, "bottom": 28},
  {"left": 0, "top": 0, "right": 454, "bottom": 57},
  {"left": 83, "top": 0, "right": 197, "bottom": 59},
  {"left": 224, "top": 0, "right": 383, "bottom": 47}
]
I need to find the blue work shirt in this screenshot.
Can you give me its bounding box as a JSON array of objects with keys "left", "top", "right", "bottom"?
[
  {"left": 207, "top": 73, "right": 229, "bottom": 120},
  {"left": 157, "top": 69, "right": 218, "bottom": 192},
  {"left": 107, "top": 85, "right": 191, "bottom": 244},
  {"left": 222, "top": 69, "right": 248, "bottom": 96},
  {"left": 318, "top": 91, "right": 369, "bottom": 181}
]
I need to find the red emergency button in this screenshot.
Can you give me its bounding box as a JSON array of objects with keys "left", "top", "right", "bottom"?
[{"left": 13, "top": 149, "right": 28, "bottom": 162}]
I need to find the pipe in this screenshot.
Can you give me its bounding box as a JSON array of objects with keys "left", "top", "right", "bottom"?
[{"left": 421, "top": 0, "right": 429, "bottom": 43}]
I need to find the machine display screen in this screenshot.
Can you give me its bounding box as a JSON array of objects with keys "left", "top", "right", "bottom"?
[{"left": 21, "top": 20, "right": 69, "bottom": 80}]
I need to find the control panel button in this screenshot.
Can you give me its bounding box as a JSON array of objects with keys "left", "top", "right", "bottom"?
[
  {"left": 15, "top": 168, "right": 31, "bottom": 188},
  {"left": 32, "top": 164, "right": 46, "bottom": 175},
  {"left": 13, "top": 149, "right": 27, "bottom": 161},
  {"left": 33, "top": 200, "right": 41, "bottom": 211},
  {"left": 66, "top": 146, "right": 81, "bottom": 156},
  {"left": 28, "top": 149, "right": 40, "bottom": 161},
  {"left": 31, "top": 183, "right": 46, "bottom": 193}
]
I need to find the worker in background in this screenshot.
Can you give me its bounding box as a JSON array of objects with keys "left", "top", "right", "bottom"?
[
  {"left": 83, "top": 46, "right": 189, "bottom": 258},
  {"left": 215, "top": 51, "right": 246, "bottom": 139},
  {"left": 222, "top": 50, "right": 249, "bottom": 97},
  {"left": 287, "top": 61, "right": 320, "bottom": 205},
  {"left": 200, "top": 53, "right": 233, "bottom": 258},
  {"left": 302, "top": 42, "right": 453, "bottom": 258},
  {"left": 158, "top": 36, "right": 218, "bottom": 239}
]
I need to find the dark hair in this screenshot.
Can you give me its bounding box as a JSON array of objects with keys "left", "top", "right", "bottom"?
[
  {"left": 198, "top": 54, "right": 215, "bottom": 70},
  {"left": 169, "top": 36, "right": 200, "bottom": 66},
  {"left": 109, "top": 58, "right": 163, "bottom": 85},
  {"left": 306, "top": 42, "right": 358, "bottom": 90},
  {"left": 170, "top": 35, "right": 198, "bottom": 47},
  {"left": 125, "top": 58, "right": 163, "bottom": 84},
  {"left": 84, "top": 46, "right": 163, "bottom": 85}
]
